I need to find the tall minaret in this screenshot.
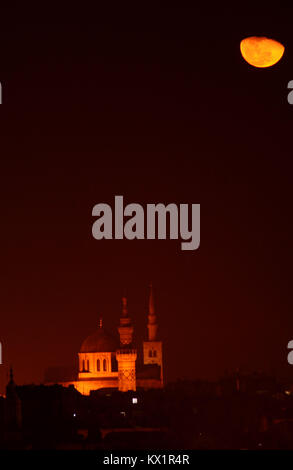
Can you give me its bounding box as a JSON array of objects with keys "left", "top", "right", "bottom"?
[
  {"left": 118, "top": 296, "right": 134, "bottom": 345},
  {"left": 4, "top": 367, "right": 22, "bottom": 432},
  {"left": 147, "top": 282, "right": 158, "bottom": 341},
  {"left": 143, "top": 284, "right": 163, "bottom": 386},
  {"left": 116, "top": 296, "right": 137, "bottom": 391}
]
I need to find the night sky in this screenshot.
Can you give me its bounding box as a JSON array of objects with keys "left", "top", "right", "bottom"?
[{"left": 1, "top": 6, "right": 293, "bottom": 393}]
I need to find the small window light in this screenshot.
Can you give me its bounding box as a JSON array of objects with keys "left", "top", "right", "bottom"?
[{"left": 132, "top": 397, "right": 138, "bottom": 404}]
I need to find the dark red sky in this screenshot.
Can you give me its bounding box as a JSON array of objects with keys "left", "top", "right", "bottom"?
[{"left": 0, "top": 6, "right": 293, "bottom": 393}]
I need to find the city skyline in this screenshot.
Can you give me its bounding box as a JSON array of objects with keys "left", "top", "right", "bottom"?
[{"left": 1, "top": 6, "right": 293, "bottom": 395}]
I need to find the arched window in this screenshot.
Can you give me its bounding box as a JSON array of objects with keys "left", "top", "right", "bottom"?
[
  {"left": 149, "top": 350, "right": 153, "bottom": 357},
  {"left": 97, "top": 359, "right": 100, "bottom": 371},
  {"left": 87, "top": 360, "right": 90, "bottom": 371},
  {"left": 82, "top": 360, "right": 85, "bottom": 371},
  {"left": 103, "top": 359, "right": 107, "bottom": 371},
  {"left": 153, "top": 350, "right": 157, "bottom": 357}
]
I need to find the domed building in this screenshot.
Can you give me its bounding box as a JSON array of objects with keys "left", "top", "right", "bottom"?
[
  {"left": 75, "top": 320, "right": 120, "bottom": 395},
  {"left": 52, "top": 285, "right": 164, "bottom": 395}
]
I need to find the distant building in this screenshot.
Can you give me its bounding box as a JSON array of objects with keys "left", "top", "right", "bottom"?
[
  {"left": 3, "top": 368, "right": 22, "bottom": 445},
  {"left": 4, "top": 368, "right": 22, "bottom": 431},
  {"left": 52, "top": 285, "right": 163, "bottom": 395}
]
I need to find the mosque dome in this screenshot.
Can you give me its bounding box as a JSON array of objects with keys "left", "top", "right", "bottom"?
[{"left": 80, "top": 322, "right": 118, "bottom": 353}]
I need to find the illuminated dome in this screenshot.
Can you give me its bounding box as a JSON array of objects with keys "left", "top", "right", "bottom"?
[{"left": 80, "top": 325, "right": 118, "bottom": 353}]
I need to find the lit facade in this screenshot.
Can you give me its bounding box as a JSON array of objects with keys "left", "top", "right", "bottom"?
[{"left": 60, "top": 285, "right": 163, "bottom": 395}]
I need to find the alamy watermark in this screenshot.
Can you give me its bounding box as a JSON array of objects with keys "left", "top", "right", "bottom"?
[
  {"left": 288, "top": 81, "right": 293, "bottom": 104},
  {"left": 92, "top": 196, "right": 200, "bottom": 251},
  {"left": 287, "top": 340, "right": 293, "bottom": 364}
]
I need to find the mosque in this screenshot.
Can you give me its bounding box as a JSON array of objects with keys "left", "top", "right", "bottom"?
[{"left": 55, "top": 285, "right": 163, "bottom": 395}]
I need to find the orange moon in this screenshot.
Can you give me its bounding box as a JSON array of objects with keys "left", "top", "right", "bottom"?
[{"left": 240, "top": 36, "right": 285, "bottom": 68}]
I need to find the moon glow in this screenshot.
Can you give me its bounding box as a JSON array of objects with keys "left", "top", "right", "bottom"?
[{"left": 240, "top": 36, "right": 285, "bottom": 68}]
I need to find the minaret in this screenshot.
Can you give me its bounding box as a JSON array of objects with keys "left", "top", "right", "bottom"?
[
  {"left": 147, "top": 283, "right": 158, "bottom": 341},
  {"left": 4, "top": 367, "right": 22, "bottom": 432},
  {"left": 143, "top": 284, "right": 163, "bottom": 386},
  {"left": 116, "top": 296, "right": 137, "bottom": 391},
  {"left": 118, "top": 297, "right": 134, "bottom": 345}
]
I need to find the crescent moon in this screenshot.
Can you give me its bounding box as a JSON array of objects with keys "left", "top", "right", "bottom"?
[{"left": 240, "top": 36, "right": 285, "bottom": 68}]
